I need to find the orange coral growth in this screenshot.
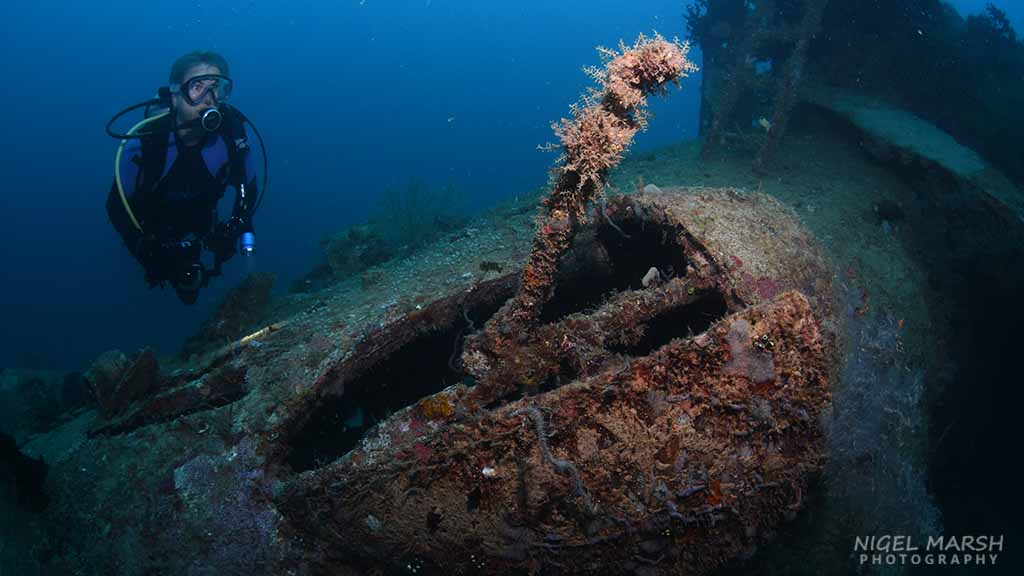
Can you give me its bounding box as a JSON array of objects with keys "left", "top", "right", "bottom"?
[
  {"left": 603, "top": 33, "right": 698, "bottom": 110},
  {"left": 552, "top": 33, "right": 698, "bottom": 208},
  {"left": 707, "top": 478, "right": 723, "bottom": 505},
  {"left": 554, "top": 106, "right": 638, "bottom": 196},
  {"left": 517, "top": 33, "right": 697, "bottom": 320},
  {"left": 418, "top": 393, "right": 455, "bottom": 420}
]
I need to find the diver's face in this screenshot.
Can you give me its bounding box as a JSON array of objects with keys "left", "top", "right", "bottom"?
[{"left": 173, "top": 63, "right": 223, "bottom": 134}]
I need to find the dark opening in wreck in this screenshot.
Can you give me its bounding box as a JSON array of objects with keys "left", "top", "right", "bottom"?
[
  {"left": 284, "top": 292, "right": 507, "bottom": 473},
  {"left": 541, "top": 208, "right": 692, "bottom": 321},
  {"left": 607, "top": 290, "right": 729, "bottom": 357},
  {"left": 549, "top": 208, "right": 731, "bottom": 357},
  {"left": 284, "top": 327, "right": 468, "bottom": 472}
]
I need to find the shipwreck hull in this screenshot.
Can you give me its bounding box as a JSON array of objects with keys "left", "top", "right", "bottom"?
[
  {"left": 273, "top": 187, "right": 836, "bottom": 574},
  {"left": 46, "top": 187, "right": 836, "bottom": 574},
  {"left": 280, "top": 292, "right": 829, "bottom": 574}
]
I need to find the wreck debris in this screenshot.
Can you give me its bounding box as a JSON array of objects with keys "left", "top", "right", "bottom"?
[
  {"left": 691, "top": 0, "right": 829, "bottom": 169},
  {"left": 802, "top": 84, "right": 1024, "bottom": 225},
  {"left": 84, "top": 348, "right": 160, "bottom": 420},
  {"left": 57, "top": 185, "right": 835, "bottom": 575},
  {"left": 502, "top": 34, "right": 695, "bottom": 327},
  {"left": 270, "top": 177, "right": 837, "bottom": 575},
  {"left": 88, "top": 363, "right": 247, "bottom": 437},
  {"left": 463, "top": 183, "right": 835, "bottom": 413},
  {"left": 265, "top": 33, "right": 833, "bottom": 575},
  {"left": 85, "top": 322, "right": 297, "bottom": 437},
  {"left": 277, "top": 287, "right": 831, "bottom": 575}
]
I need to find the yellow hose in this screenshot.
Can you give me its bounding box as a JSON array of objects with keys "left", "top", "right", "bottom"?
[{"left": 114, "top": 111, "right": 169, "bottom": 231}]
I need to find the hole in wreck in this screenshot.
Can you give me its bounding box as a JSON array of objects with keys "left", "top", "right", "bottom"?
[
  {"left": 285, "top": 293, "right": 508, "bottom": 473},
  {"left": 540, "top": 212, "right": 691, "bottom": 322},
  {"left": 538, "top": 210, "right": 729, "bottom": 355},
  {"left": 609, "top": 290, "right": 729, "bottom": 357}
]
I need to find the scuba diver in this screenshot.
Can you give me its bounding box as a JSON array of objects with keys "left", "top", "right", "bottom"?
[{"left": 105, "top": 51, "right": 267, "bottom": 304}]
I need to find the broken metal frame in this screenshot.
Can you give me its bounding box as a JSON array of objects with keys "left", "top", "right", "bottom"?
[{"left": 698, "top": 0, "right": 830, "bottom": 170}]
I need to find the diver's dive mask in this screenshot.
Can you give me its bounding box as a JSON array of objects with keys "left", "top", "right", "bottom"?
[
  {"left": 170, "top": 74, "right": 233, "bottom": 106},
  {"left": 170, "top": 74, "right": 233, "bottom": 133}
]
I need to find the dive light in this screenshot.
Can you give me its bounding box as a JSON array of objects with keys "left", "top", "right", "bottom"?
[{"left": 241, "top": 232, "right": 256, "bottom": 255}]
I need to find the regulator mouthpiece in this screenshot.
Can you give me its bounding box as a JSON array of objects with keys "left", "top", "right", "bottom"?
[{"left": 201, "top": 108, "right": 223, "bottom": 132}]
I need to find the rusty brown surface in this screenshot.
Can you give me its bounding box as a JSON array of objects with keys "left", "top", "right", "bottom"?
[
  {"left": 271, "top": 186, "right": 836, "bottom": 574},
  {"left": 279, "top": 291, "right": 830, "bottom": 574},
  {"left": 463, "top": 186, "right": 836, "bottom": 410}
]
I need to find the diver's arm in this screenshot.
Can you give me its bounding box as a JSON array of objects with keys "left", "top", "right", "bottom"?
[
  {"left": 231, "top": 123, "right": 260, "bottom": 231},
  {"left": 209, "top": 123, "right": 260, "bottom": 262},
  {"left": 106, "top": 143, "right": 175, "bottom": 284},
  {"left": 107, "top": 180, "right": 172, "bottom": 286},
  {"left": 207, "top": 175, "right": 257, "bottom": 263}
]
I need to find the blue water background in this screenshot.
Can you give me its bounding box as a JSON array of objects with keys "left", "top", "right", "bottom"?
[{"left": 0, "top": 0, "right": 1016, "bottom": 370}]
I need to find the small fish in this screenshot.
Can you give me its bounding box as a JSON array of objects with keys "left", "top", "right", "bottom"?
[{"left": 758, "top": 117, "right": 772, "bottom": 132}]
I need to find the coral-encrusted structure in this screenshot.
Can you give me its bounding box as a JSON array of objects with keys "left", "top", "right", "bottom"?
[
  {"left": 276, "top": 185, "right": 836, "bottom": 574},
  {"left": 465, "top": 33, "right": 698, "bottom": 406},
  {"left": 282, "top": 299, "right": 830, "bottom": 574},
  {"left": 500, "top": 33, "right": 696, "bottom": 328}
]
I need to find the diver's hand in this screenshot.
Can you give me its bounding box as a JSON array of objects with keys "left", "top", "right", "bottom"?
[
  {"left": 133, "top": 234, "right": 160, "bottom": 264},
  {"left": 206, "top": 220, "right": 239, "bottom": 262},
  {"left": 135, "top": 237, "right": 197, "bottom": 287},
  {"left": 134, "top": 235, "right": 169, "bottom": 286}
]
